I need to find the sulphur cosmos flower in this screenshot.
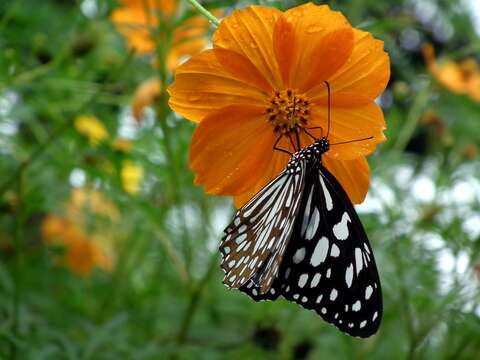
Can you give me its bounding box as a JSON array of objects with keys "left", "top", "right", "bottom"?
[
  {"left": 168, "top": 4, "right": 390, "bottom": 207},
  {"left": 111, "top": 0, "right": 216, "bottom": 71},
  {"left": 41, "top": 189, "right": 119, "bottom": 275},
  {"left": 423, "top": 43, "right": 480, "bottom": 102}
]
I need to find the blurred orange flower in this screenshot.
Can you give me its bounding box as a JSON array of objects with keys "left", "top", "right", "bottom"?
[
  {"left": 168, "top": 4, "right": 390, "bottom": 207},
  {"left": 111, "top": 0, "right": 215, "bottom": 71},
  {"left": 423, "top": 43, "right": 480, "bottom": 102},
  {"left": 41, "top": 189, "right": 120, "bottom": 275},
  {"left": 112, "top": 138, "right": 133, "bottom": 153},
  {"left": 132, "top": 78, "right": 161, "bottom": 121}
]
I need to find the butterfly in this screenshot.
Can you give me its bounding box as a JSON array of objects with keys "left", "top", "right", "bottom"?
[{"left": 219, "top": 82, "right": 382, "bottom": 338}]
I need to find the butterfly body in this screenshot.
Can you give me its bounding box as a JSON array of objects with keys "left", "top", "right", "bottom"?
[{"left": 220, "top": 136, "right": 382, "bottom": 338}]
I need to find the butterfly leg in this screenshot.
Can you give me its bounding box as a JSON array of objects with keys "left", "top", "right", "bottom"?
[{"left": 273, "top": 135, "right": 293, "bottom": 156}]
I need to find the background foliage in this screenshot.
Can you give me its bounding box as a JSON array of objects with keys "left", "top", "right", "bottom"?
[{"left": 1, "top": 0, "right": 480, "bottom": 359}]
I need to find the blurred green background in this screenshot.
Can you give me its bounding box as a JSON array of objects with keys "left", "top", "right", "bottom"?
[{"left": 1, "top": 0, "right": 480, "bottom": 359}]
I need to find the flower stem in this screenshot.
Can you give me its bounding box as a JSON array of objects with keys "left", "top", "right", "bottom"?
[
  {"left": 393, "top": 81, "right": 431, "bottom": 152},
  {"left": 186, "top": 0, "right": 220, "bottom": 27}
]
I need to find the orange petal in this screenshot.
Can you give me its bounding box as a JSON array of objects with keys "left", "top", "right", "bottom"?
[
  {"left": 273, "top": 14, "right": 296, "bottom": 86},
  {"left": 213, "top": 48, "right": 273, "bottom": 93},
  {"left": 309, "top": 102, "right": 386, "bottom": 160},
  {"left": 299, "top": 28, "right": 354, "bottom": 91},
  {"left": 323, "top": 155, "right": 370, "bottom": 204},
  {"left": 233, "top": 149, "right": 290, "bottom": 208},
  {"left": 213, "top": 6, "right": 283, "bottom": 89},
  {"left": 283, "top": 3, "right": 352, "bottom": 90},
  {"left": 189, "top": 105, "right": 275, "bottom": 195},
  {"left": 308, "top": 29, "right": 390, "bottom": 107},
  {"left": 168, "top": 49, "right": 268, "bottom": 122}
]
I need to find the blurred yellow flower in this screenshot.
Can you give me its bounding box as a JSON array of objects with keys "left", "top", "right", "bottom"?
[
  {"left": 74, "top": 115, "right": 109, "bottom": 145},
  {"left": 423, "top": 43, "right": 480, "bottom": 102},
  {"left": 110, "top": 0, "right": 217, "bottom": 71},
  {"left": 121, "top": 160, "right": 143, "bottom": 194},
  {"left": 41, "top": 189, "right": 120, "bottom": 275},
  {"left": 132, "top": 78, "right": 161, "bottom": 121}
]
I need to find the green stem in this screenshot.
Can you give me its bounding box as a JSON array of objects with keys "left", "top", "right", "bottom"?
[
  {"left": 186, "top": 0, "right": 220, "bottom": 27},
  {"left": 393, "top": 82, "right": 431, "bottom": 152},
  {"left": 176, "top": 252, "right": 218, "bottom": 344},
  {"left": 10, "top": 171, "right": 24, "bottom": 360}
]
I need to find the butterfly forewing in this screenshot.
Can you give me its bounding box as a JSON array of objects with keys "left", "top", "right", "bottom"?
[{"left": 220, "top": 159, "right": 306, "bottom": 293}]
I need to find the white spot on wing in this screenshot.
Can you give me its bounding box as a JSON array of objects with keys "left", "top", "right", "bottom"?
[
  {"left": 365, "top": 285, "right": 373, "bottom": 300},
  {"left": 352, "top": 300, "right": 361, "bottom": 312},
  {"left": 319, "top": 175, "right": 333, "bottom": 211},
  {"left": 345, "top": 263, "right": 354, "bottom": 288},
  {"left": 298, "top": 274, "right": 309, "bottom": 288},
  {"left": 301, "top": 186, "right": 314, "bottom": 236},
  {"left": 333, "top": 212, "right": 351, "bottom": 240},
  {"left": 311, "top": 237, "right": 329, "bottom": 266},
  {"left": 330, "top": 289, "right": 338, "bottom": 301},
  {"left": 330, "top": 244, "right": 340, "bottom": 257},
  {"left": 235, "top": 233, "right": 247, "bottom": 244},
  {"left": 310, "top": 273, "right": 321, "bottom": 287},
  {"left": 293, "top": 248, "right": 306, "bottom": 264},
  {"left": 305, "top": 208, "right": 320, "bottom": 240},
  {"left": 360, "top": 320, "right": 367, "bottom": 328},
  {"left": 355, "top": 248, "right": 364, "bottom": 275}
]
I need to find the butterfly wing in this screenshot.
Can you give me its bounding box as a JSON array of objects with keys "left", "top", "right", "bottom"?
[
  {"left": 220, "top": 158, "right": 306, "bottom": 294},
  {"left": 240, "top": 164, "right": 382, "bottom": 337}
]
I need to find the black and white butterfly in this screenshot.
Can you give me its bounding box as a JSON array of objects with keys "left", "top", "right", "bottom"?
[{"left": 219, "top": 83, "right": 382, "bottom": 338}]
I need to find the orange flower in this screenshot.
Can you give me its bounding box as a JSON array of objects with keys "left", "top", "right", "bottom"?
[
  {"left": 111, "top": 0, "right": 214, "bottom": 71},
  {"left": 423, "top": 43, "right": 480, "bottom": 102},
  {"left": 41, "top": 189, "right": 119, "bottom": 275},
  {"left": 168, "top": 4, "right": 390, "bottom": 207},
  {"left": 132, "top": 78, "right": 161, "bottom": 121},
  {"left": 42, "top": 215, "right": 114, "bottom": 275}
]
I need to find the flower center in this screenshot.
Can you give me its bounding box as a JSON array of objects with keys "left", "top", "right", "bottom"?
[{"left": 266, "top": 89, "right": 310, "bottom": 136}]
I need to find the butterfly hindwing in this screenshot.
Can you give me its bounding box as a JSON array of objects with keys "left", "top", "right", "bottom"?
[
  {"left": 238, "top": 164, "right": 382, "bottom": 337},
  {"left": 220, "top": 159, "right": 306, "bottom": 293},
  {"left": 278, "top": 165, "right": 382, "bottom": 337}
]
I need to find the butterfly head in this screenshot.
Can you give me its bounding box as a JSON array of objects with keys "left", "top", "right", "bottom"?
[{"left": 314, "top": 136, "right": 330, "bottom": 154}]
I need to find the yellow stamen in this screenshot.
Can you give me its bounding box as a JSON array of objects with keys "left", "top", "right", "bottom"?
[{"left": 266, "top": 89, "right": 310, "bottom": 136}]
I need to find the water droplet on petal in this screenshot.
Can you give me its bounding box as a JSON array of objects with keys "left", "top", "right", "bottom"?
[
  {"left": 306, "top": 24, "right": 324, "bottom": 34},
  {"left": 188, "top": 94, "right": 202, "bottom": 101}
]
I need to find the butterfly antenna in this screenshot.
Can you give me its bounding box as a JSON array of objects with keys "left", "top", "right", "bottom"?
[
  {"left": 324, "top": 80, "right": 331, "bottom": 139},
  {"left": 330, "top": 136, "right": 374, "bottom": 146}
]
